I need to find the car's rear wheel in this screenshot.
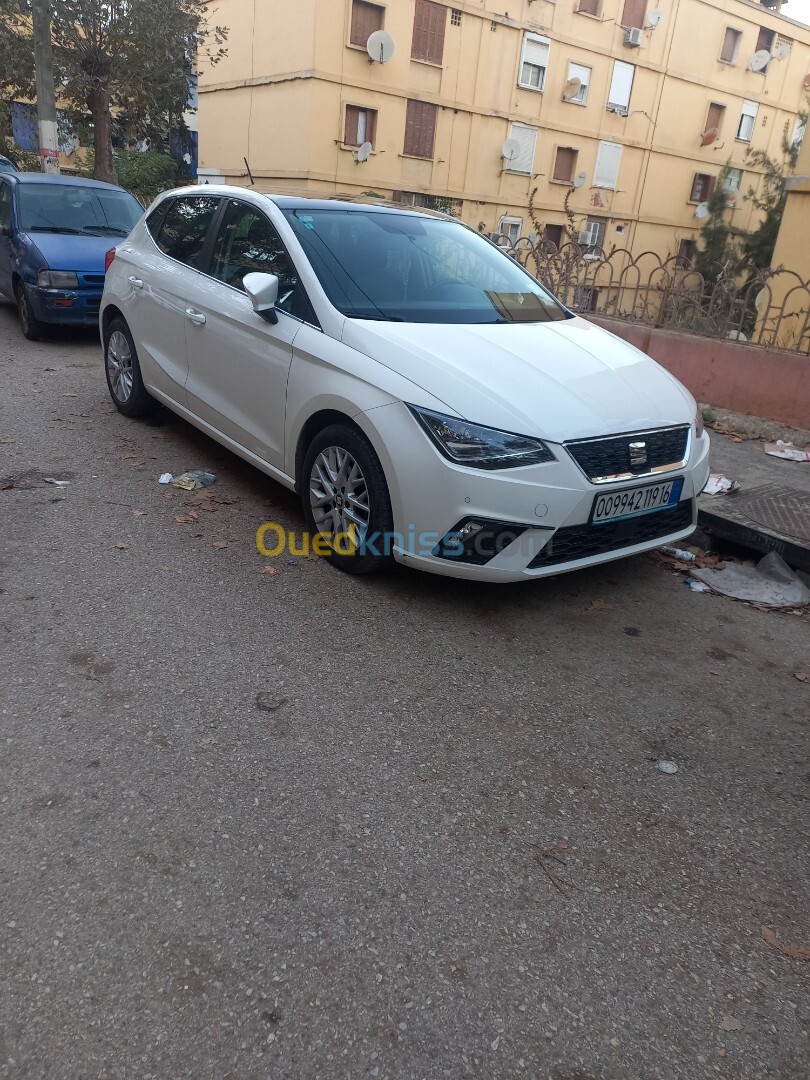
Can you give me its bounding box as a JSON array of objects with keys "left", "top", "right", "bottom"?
[
  {"left": 301, "top": 423, "right": 394, "bottom": 574},
  {"left": 15, "top": 282, "right": 45, "bottom": 342},
  {"left": 104, "top": 317, "right": 156, "bottom": 418}
]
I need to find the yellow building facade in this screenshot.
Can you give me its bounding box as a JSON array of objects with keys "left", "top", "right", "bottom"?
[{"left": 198, "top": 0, "right": 810, "bottom": 259}]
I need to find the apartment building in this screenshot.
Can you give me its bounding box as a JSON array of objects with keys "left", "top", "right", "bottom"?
[{"left": 197, "top": 0, "right": 810, "bottom": 258}]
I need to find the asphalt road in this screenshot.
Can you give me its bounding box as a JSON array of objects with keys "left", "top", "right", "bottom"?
[{"left": 1, "top": 301, "right": 808, "bottom": 1080}]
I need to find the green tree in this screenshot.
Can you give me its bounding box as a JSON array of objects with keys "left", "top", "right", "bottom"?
[
  {"left": 0, "top": 0, "right": 227, "bottom": 184},
  {"left": 694, "top": 165, "right": 742, "bottom": 285},
  {"left": 742, "top": 111, "right": 807, "bottom": 270}
]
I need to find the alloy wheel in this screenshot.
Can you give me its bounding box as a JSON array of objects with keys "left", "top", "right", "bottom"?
[
  {"left": 107, "top": 330, "right": 134, "bottom": 403},
  {"left": 309, "top": 445, "right": 370, "bottom": 547}
]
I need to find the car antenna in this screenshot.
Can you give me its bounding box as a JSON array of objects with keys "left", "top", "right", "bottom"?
[{"left": 244, "top": 157, "right": 255, "bottom": 186}]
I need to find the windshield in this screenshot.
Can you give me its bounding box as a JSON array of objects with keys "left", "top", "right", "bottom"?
[
  {"left": 17, "top": 183, "right": 142, "bottom": 237},
  {"left": 282, "top": 208, "right": 571, "bottom": 325}
]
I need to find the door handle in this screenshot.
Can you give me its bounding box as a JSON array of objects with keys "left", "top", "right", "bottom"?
[
  {"left": 185, "top": 308, "right": 206, "bottom": 325},
  {"left": 128, "top": 276, "right": 144, "bottom": 289}
]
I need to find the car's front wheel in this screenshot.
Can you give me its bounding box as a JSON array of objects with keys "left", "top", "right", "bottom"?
[
  {"left": 16, "top": 282, "right": 45, "bottom": 342},
  {"left": 301, "top": 423, "right": 394, "bottom": 574},
  {"left": 103, "top": 317, "right": 156, "bottom": 418}
]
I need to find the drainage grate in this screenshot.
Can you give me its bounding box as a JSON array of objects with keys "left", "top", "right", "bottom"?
[{"left": 731, "top": 484, "right": 810, "bottom": 543}]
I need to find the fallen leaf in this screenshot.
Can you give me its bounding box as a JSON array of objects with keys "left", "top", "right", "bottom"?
[
  {"left": 717, "top": 1048, "right": 726, "bottom": 1057},
  {"left": 63, "top": 392, "right": 78, "bottom": 398},
  {"left": 710, "top": 669, "right": 721, "bottom": 676},
  {"left": 114, "top": 542, "right": 130, "bottom": 551},
  {"left": 548, "top": 842, "right": 569, "bottom": 855},
  {"left": 131, "top": 461, "right": 146, "bottom": 469},
  {"left": 0, "top": 436, "right": 15, "bottom": 445},
  {"left": 259, "top": 565, "right": 279, "bottom": 576},
  {"left": 589, "top": 599, "right": 613, "bottom": 610},
  {"left": 44, "top": 366, "right": 57, "bottom": 372},
  {"left": 639, "top": 939, "right": 649, "bottom": 951},
  {"left": 175, "top": 512, "right": 198, "bottom": 525},
  {"left": 249, "top": 772, "right": 264, "bottom": 782},
  {"left": 212, "top": 540, "right": 229, "bottom": 550},
  {"left": 720, "top": 1016, "right": 742, "bottom": 1032},
  {"left": 793, "top": 672, "right": 809, "bottom": 683},
  {"left": 131, "top": 509, "right": 147, "bottom": 518},
  {"left": 761, "top": 925, "right": 810, "bottom": 961}
]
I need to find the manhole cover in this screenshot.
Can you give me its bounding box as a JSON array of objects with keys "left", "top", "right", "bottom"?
[{"left": 733, "top": 483, "right": 810, "bottom": 543}]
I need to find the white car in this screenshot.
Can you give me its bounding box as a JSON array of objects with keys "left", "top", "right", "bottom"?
[{"left": 100, "top": 186, "right": 709, "bottom": 582}]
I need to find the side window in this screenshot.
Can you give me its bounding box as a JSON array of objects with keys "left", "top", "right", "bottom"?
[
  {"left": 155, "top": 196, "right": 220, "bottom": 270},
  {"left": 0, "top": 182, "right": 12, "bottom": 230},
  {"left": 210, "top": 200, "right": 308, "bottom": 319},
  {"left": 145, "top": 198, "right": 173, "bottom": 243}
]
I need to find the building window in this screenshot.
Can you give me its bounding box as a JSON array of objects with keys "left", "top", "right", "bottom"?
[
  {"left": 677, "top": 239, "right": 696, "bottom": 268},
  {"left": 704, "top": 102, "right": 726, "bottom": 139},
  {"left": 451, "top": 9, "right": 462, "bottom": 26},
  {"left": 621, "top": 0, "right": 647, "bottom": 30},
  {"left": 719, "top": 27, "right": 742, "bottom": 64},
  {"left": 344, "top": 105, "right": 377, "bottom": 147},
  {"left": 723, "top": 167, "right": 742, "bottom": 194},
  {"left": 553, "top": 146, "right": 578, "bottom": 183},
  {"left": 690, "top": 172, "right": 715, "bottom": 202},
  {"left": 543, "top": 223, "right": 564, "bottom": 249},
  {"left": 404, "top": 99, "right": 438, "bottom": 158},
  {"left": 576, "top": 0, "right": 602, "bottom": 15},
  {"left": 505, "top": 122, "right": 538, "bottom": 174},
  {"left": 594, "top": 141, "right": 622, "bottom": 189},
  {"left": 607, "top": 60, "right": 634, "bottom": 114},
  {"left": 565, "top": 62, "right": 591, "bottom": 104},
  {"left": 755, "top": 26, "right": 775, "bottom": 71},
  {"left": 519, "top": 33, "right": 549, "bottom": 92},
  {"left": 412, "top": 0, "right": 447, "bottom": 65},
  {"left": 393, "top": 191, "right": 462, "bottom": 214},
  {"left": 350, "top": 0, "right": 383, "bottom": 47},
  {"left": 736, "top": 100, "right": 758, "bottom": 142},
  {"left": 498, "top": 216, "right": 523, "bottom": 244}
]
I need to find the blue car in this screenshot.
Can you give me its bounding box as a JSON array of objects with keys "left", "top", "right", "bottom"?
[{"left": 0, "top": 173, "right": 143, "bottom": 339}]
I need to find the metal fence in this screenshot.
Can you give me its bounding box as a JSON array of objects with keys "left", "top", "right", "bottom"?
[{"left": 494, "top": 237, "right": 810, "bottom": 356}]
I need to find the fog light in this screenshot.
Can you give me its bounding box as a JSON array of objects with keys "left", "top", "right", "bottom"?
[{"left": 433, "top": 517, "right": 529, "bottom": 565}]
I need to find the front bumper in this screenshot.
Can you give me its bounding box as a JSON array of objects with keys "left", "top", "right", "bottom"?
[
  {"left": 26, "top": 281, "right": 103, "bottom": 327},
  {"left": 356, "top": 402, "right": 711, "bottom": 583}
]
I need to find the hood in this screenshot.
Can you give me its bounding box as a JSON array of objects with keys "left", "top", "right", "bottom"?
[
  {"left": 341, "top": 316, "right": 695, "bottom": 442},
  {"left": 20, "top": 230, "right": 114, "bottom": 274}
]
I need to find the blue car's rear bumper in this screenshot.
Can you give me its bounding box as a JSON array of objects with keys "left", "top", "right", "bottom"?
[{"left": 25, "top": 280, "right": 103, "bottom": 328}]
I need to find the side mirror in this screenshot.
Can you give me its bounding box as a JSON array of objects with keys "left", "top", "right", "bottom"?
[{"left": 243, "top": 272, "right": 279, "bottom": 324}]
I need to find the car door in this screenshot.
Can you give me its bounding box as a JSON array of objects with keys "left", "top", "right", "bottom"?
[
  {"left": 117, "top": 194, "right": 222, "bottom": 406},
  {"left": 180, "top": 198, "right": 312, "bottom": 471},
  {"left": 0, "top": 179, "right": 13, "bottom": 299}
]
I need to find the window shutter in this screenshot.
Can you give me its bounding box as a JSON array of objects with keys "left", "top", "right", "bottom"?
[
  {"left": 594, "top": 141, "right": 622, "bottom": 188},
  {"left": 553, "top": 147, "right": 577, "bottom": 182},
  {"left": 577, "top": 0, "right": 601, "bottom": 14},
  {"left": 412, "top": 0, "right": 446, "bottom": 64},
  {"left": 404, "top": 100, "right": 437, "bottom": 158},
  {"left": 720, "top": 27, "right": 740, "bottom": 63},
  {"left": 508, "top": 123, "right": 538, "bottom": 174},
  {"left": 705, "top": 103, "right": 725, "bottom": 134},
  {"left": 344, "top": 106, "right": 360, "bottom": 146},
  {"left": 621, "top": 0, "right": 647, "bottom": 29},
  {"left": 756, "top": 26, "right": 774, "bottom": 53},
  {"left": 350, "top": 1, "right": 383, "bottom": 47},
  {"left": 607, "top": 61, "right": 634, "bottom": 110}
]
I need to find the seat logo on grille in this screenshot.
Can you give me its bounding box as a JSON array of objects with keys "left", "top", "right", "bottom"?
[{"left": 629, "top": 440, "right": 648, "bottom": 467}]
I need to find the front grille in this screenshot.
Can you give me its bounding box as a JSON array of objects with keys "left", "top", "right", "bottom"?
[
  {"left": 528, "top": 499, "right": 693, "bottom": 569},
  {"left": 81, "top": 274, "right": 106, "bottom": 286},
  {"left": 566, "top": 426, "right": 690, "bottom": 482}
]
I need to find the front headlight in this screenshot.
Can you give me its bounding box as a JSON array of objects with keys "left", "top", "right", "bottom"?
[
  {"left": 38, "top": 270, "right": 79, "bottom": 289},
  {"left": 408, "top": 405, "right": 555, "bottom": 470},
  {"left": 695, "top": 404, "right": 705, "bottom": 438}
]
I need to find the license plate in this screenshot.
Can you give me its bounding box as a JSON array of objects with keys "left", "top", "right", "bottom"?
[{"left": 591, "top": 477, "right": 684, "bottom": 525}]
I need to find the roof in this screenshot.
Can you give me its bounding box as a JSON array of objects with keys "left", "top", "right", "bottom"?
[
  {"left": 6, "top": 172, "right": 127, "bottom": 191},
  {"left": 174, "top": 184, "right": 449, "bottom": 219}
]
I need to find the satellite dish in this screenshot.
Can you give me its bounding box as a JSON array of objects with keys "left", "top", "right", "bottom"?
[
  {"left": 647, "top": 9, "right": 662, "bottom": 26},
  {"left": 562, "top": 78, "right": 582, "bottom": 101},
  {"left": 367, "top": 30, "right": 395, "bottom": 64},
  {"left": 701, "top": 127, "right": 719, "bottom": 146},
  {"left": 355, "top": 141, "right": 373, "bottom": 163},
  {"left": 774, "top": 43, "right": 791, "bottom": 61},
  {"left": 501, "top": 138, "right": 521, "bottom": 162},
  {"left": 573, "top": 171, "right": 588, "bottom": 189},
  {"left": 748, "top": 50, "right": 770, "bottom": 72},
  {"left": 694, "top": 202, "right": 711, "bottom": 220}
]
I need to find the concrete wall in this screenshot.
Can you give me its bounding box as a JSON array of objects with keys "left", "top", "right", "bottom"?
[
  {"left": 589, "top": 315, "right": 810, "bottom": 429},
  {"left": 199, "top": 0, "right": 810, "bottom": 259}
]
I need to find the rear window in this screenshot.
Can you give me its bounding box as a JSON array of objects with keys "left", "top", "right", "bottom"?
[
  {"left": 145, "top": 198, "right": 173, "bottom": 241},
  {"left": 154, "top": 196, "right": 220, "bottom": 270}
]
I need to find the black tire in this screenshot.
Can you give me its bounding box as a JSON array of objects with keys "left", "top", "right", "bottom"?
[
  {"left": 301, "top": 423, "right": 394, "bottom": 575},
  {"left": 103, "top": 316, "right": 157, "bottom": 418},
  {"left": 16, "top": 282, "right": 45, "bottom": 341}
]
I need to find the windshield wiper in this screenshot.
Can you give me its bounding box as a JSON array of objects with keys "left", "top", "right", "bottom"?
[
  {"left": 343, "top": 310, "right": 404, "bottom": 322},
  {"left": 26, "top": 225, "right": 83, "bottom": 235},
  {"left": 83, "top": 225, "right": 129, "bottom": 236}
]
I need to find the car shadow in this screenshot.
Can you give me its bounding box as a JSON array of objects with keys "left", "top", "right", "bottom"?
[{"left": 0, "top": 297, "right": 101, "bottom": 348}]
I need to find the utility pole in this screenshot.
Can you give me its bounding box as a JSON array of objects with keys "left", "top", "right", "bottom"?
[{"left": 32, "top": 0, "right": 60, "bottom": 175}]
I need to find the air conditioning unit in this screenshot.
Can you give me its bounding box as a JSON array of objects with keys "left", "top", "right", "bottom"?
[{"left": 624, "top": 26, "right": 643, "bottom": 47}]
